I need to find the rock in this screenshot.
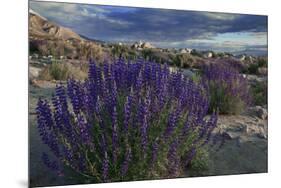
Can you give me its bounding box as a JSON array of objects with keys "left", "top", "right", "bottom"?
[
  {"left": 216, "top": 113, "right": 267, "bottom": 142},
  {"left": 249, "top": 106, "right": 268, "bottom": 120},
  {"left": 225, "top": 123, "right": 247, "bottom": 133},
  {"left": 256, "top": 107, "right": 268, "bottom": 120},
  {"left": 246, "top": 124, "right": 267, "bottom": 139},
  {"left": 222, "top": 131, "right": 240, "bottom": 139},
  {"left": 258, "top": 67, "right": 268, "bottom": 76},
  {"left": 246, "top": 75, "right": 267, "bottom": 85},
  {"left": 131, "top": 41, "right": 155, "bottom": 49},
  {"left": 31, "top": 79, "right": 57, "bottom": 88},
  {"left": 257, "top": 132, "right": 267, "bottom": 139},
  {"left": 29, "top": 66, "right": 42, "bottom": 79}
]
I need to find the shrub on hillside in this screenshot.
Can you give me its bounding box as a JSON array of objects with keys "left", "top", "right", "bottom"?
[
  {"left": 173, "top": 54, "right": 195, "bottom": 68},
  {"left": 203, "top": 63, "right": 251, "bottom": 114},
  {"left": 36, "top": 59, "right": 218, "bottom": 183},
  {"left": 244, "top": 57, "right": 267, "bottom": 75}
]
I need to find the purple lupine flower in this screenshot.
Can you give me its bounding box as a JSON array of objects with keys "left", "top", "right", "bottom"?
[
  {"left": 62, "top": 145, "right": 74, "bottom": 164},
  {"left": 164, "top": 107, "right": 181, "bottom": 141},
  {"left": 36, "top": 58, "right": 219, "bottom": 181},
  {"left": 36, "top": 99, "right": 60, "bottom": 157},
  {"left": 135, "top": 71, "right": 143, "bottom": 94},
  {"left": 202, "top": 62, "right": 251, "bottom": 113},
  {"left": 140, "top": 113, "right": 148, "bottom": 154},
  {"left": 67, "top": 79, "right": 84, "bottom": 114},
  {"left": 121, "top": 147, "right": 132, "bottom": 177},
  {"left": 102, "top": 151, "right": 109, "bottom": 181},
  {"left": 42, "top": 152, "right": 63, "bottom": 176},
  {"left": 111, "top": 106, "right": 118, "bottom": 163},
  {"left": 111, "top": 80, "right": 118, "bottom": 108},
  {"left": 77, "top": 154, "right": 87, "bottom": 172},
  {"left": 88, "top": 59, "right": 97, "bottom": 83},
  {"left": 140, "top": 92, "right": 151, "bottom": 154},
  {"left": 76, "top": 114, "right": 93, "bottom": 149},
  {"left": 123, "top": 96, "right": 132, "bottom": 134},
  {"left": 167, "top": 139, "right": 180, "bottom": 177},
  {"left": 181, "top": 120, "right": 190, "bottom": 139},
  {"left": 202, "top": 112, "right": 218, "bottom": 146},
  {"left": 185, "top": 147, "right": 197, "bottom": 167},
  {"left": 151, "top": 141, "right": 159, "bottom": 165}
]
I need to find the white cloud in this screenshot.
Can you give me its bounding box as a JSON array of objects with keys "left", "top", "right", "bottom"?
[{"left": 202, "top": 12, "right": 241, "bottom": 20}]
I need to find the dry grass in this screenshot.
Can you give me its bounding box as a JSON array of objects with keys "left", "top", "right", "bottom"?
[{"left": 39, "top": 61, "right": 88, "bottom": 81}]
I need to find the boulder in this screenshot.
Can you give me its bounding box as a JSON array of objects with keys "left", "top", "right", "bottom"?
[
  {"left": 249, "top": 106, "right": 268, "bottom": 120},
  {"left": 29, "top": 66, "right": 42, "bottom": 79},
  {"left": 258, "top": 67, "right": 268, "bottom": 76}
]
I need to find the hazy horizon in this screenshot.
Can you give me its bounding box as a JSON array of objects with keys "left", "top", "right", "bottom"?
[{"left": 30, "top": 1, "right": 268, "bottom": 56}]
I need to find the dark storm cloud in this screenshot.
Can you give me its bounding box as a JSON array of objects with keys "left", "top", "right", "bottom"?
[
  {"left": 78, "top": 8, "right": 267, "bottom": 42},
  {"left": 30, "top": 1, "right": 267, "bottom": 54},
  {"left": 30, "top": 1, "right": 267, "bottom": 42}
]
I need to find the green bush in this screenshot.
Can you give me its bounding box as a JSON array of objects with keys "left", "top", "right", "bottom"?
[
  {"left": 173, "top": 54, "right": 195, "bottom": 68},
  {"left": 247, "top": 63, "right": 259, "bottom": 74},
  {"left": 208, "top": 81, "right": 246, "bottom": 115},
  {"left": 251, "top": 81, "right": 267, "bottom": 106},
  {"left": 257, "top": 58, "right": 267, "bottom": 67},
  {"left": 203, "top": 63, "right": 251, "bottom": 115},
  {"left": 39, "top": 61, "right": 88, "bottom": 81}
]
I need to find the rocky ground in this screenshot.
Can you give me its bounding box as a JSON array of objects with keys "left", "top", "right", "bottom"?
[
  {"left": 29, "top": 79, "right": 267, "bottom": 187},
  {"left": 205, "top": 106, "right": 268, "bottom": 176}
]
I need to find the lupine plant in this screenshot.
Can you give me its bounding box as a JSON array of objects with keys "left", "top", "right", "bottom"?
[
  {"left": 202, "top": 62, "right": 251, "bottom": 114},
  {"left": 36, "top": 59, "right": 218, "bottom": 183}
]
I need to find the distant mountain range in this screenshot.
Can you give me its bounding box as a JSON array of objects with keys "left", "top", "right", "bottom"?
[
  {"left": 232, "top": 49, "right": 268, "bottom": 57},
  {"left": 78, "top": 34, "right": 107, "bottom": 44}
]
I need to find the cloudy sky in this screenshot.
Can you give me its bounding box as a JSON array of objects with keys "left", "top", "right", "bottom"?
[{"left": 30, "top": 1, "right": 268, "bottom": 55}]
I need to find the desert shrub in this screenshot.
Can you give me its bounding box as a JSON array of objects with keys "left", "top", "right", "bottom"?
[
  {"left": 245, "top": 57, "right": 267, "bottom": 75},
  {"left": 39, "top": 61, "right": 69, "bottom": 80},
  {"left": 247, "top": 63, "right": 259, "bottom": 75},
  {"left": 257, "top": 57, "right": 267, "bottom": 67},
  {"left": 36, "top": 59, "right": 218, "bottom": 183},
  {"left": 173, "top": 54, "right": 194, "bottom": 68},
  {"left": 203, "top": 63, "right": 251, "bottom": 114},
  {"left": 39, "top": 61, "right": 88, "bottom": 81},
  {"left": 251, "top": 81, "right": 268, "bottom": 106},
  {"left": 190, "top": 49, "right": 203, "bottom": 58}
]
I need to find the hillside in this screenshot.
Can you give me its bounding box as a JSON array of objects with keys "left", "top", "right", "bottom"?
[{"left": 29, "top": 9, "right": 83, "bottom": 41}]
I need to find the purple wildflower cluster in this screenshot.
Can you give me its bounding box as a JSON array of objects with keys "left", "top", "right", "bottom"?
[
  {"left": 203, "top": 62, "right": 251, "bottom": 114},
  {"left": 36, "top": 59, "right": 218, "bottom": 181}
]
